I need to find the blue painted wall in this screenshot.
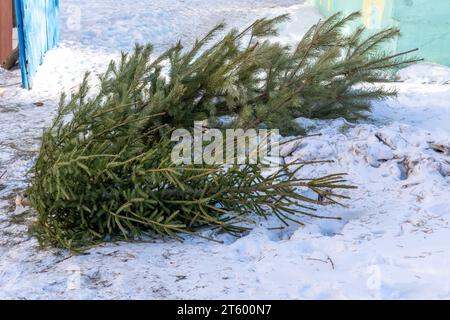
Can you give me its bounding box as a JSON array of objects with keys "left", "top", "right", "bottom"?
[
  {"left": 310, "top": 0, "right": 450, "bottom": 66},
  {"left": 15, "top": 0, "right": 60, "bottom": 89}
]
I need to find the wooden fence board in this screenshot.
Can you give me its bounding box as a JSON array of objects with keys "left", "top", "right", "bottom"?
[
  {"left": 0, "top": 0, "right": 13, "bottom": 65},
  {"left": 15, "top": 0, "right": 60, "bottom": 89}
]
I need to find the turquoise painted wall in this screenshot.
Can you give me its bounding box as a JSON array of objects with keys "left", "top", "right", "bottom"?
[{"left": 310, "top": 0, "right": 450, "bottom": 66}]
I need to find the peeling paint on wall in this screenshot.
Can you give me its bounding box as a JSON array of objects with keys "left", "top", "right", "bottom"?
[{"left": 362, "top": 0, "right": 385, "bottom": 29}]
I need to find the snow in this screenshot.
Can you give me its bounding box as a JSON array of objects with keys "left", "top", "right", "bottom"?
[
  {"left": 0, "top": 0, "right": 449, "bottom": 299},
  {"left": 397, "top": 62, "right": 450, "bottom": 85}
]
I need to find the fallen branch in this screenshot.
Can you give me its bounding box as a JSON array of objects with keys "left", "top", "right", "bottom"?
[{"left": 1, "top": 46, "right": 19, "bottom": 70}]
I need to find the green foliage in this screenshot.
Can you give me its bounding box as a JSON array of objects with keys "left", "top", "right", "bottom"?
[
  {"left": 86, "top": 11, "right": 419, "bottom": 136},
  {"left": 30, "top": 78, "right": 352, "bottom": 250},
  {"left": 29, "top": 12, "right": 418, "bottom": 249}
]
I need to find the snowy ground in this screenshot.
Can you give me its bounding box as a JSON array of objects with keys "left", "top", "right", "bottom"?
[{"left": 0, "top": 0, "right": 449, "bottom": 299}]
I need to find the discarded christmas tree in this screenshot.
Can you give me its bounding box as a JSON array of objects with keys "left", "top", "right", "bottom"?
[
  {"left": 29, "top": 12, "right": 418, "bottom": 249},
  {"left": 99, "top": 11, "right": 417, "bottom": 135},
  {"left": 30, "top": 73, "right": 353, "bottom": 249}
]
